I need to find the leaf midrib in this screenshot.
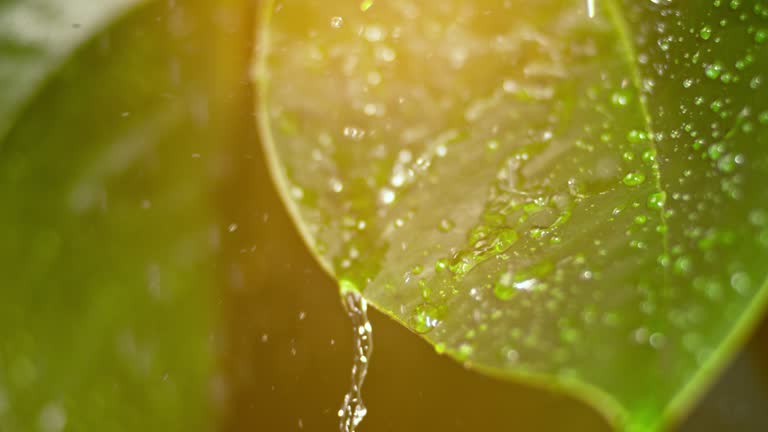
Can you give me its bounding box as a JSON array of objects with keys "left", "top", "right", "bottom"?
[
  {"left": 603, "top": 1, "right": 673, "bottom": 428},
  {"left": 603, "top": 0, "right": 671, "bottom": 263}
]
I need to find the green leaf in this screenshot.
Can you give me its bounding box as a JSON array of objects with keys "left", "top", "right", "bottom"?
[
  {"left": 0, "top": 1, "right": 239, "bottom": 430},
  {"left": 256, "top": 0, "right": 768, "bottom": 430}
]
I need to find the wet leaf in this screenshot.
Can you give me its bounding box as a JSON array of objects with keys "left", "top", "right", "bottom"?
[
  {"left": 256, "top": 0, "right": 768, "bottom": 430},
  {"left": 0, "top": 1, "right": 239, "bottom": 430}
]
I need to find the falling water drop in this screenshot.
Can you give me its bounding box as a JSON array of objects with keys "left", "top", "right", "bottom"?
[{"left": 338, "top": 290, "right": 373, "bottom": 432}]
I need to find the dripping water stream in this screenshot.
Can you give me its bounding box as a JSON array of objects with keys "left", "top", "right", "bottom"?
[{"left": 338, "top": 291, "right": 373, "bottom": 432}]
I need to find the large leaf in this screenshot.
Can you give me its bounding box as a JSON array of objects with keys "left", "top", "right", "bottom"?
[
  {"left": 0, "top": 1, "right": 244, "bottom": 430},
  {"left": 256, "top": 0, "right": 768, "bottom": 430}
]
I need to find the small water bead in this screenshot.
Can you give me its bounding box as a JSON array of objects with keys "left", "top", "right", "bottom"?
[
  {"left": 699, "top": 25, "right": 713, "bottom": 40},
  {"left": 486, "top": 139, "right": 500, "bottom": 152},
  {"left": 731, "top": 272, "right": 751, "bottom": 294},
  {"left": 708, "top": 142, "right": 726, "bottom": 160},
  {"left": 641, "top": 149, "right": 657, "bottom": 165},
  {"left": 375, "top": 45, "right": 397, "bottom": 62},
  {"left": 291, "top": 186, "right": 305, "bottom": 201},
  {"left": 457, "top": 343, "right": 475, "bottom": 361},
  {"left": 627, "top": 130, "right": 649, "bottom": 143},
  {"left": 379, "top": 188, "right": 396, "bottom": 205},
  {"left": 647, "top": 191, "right": 667, "bottom": 210},
  {"left": 330, "top": 16, "right": 344, "bottom": 29},
  {"left": 362, "top": 103, "right": 383, "bottom": 117},
  {"left": 611, "top": 89, "right": 631, "bottom": 107},
  {"left": 343, "top": 126, "right": 365, "bottom": 140},
  {"left": 435, "top": 258, "right": 449, "bottom": 272},
  {"left": 705, "top": 62, "right": 723, "bottom": 80},
  {"left": 674, "top": 256, "right": 693, "bottom": 275},
  {"left": 622, "top": 171, "right": 647, "bottom": 186},
  {"left": 717, "top": 153, "right": 741, "bottom": 173},
  {"left": 719, "top": 72, "right": 736, "bottom": 84},
  {"left": 418, "top": 280, "right": 431, "bottom": 300},
  {"left": 756, "top": 29, "right": 768, "bottom": 44},
  {"left": 634, "top": 327, "right": 650, "bottom": 344},
  {"left": 749, "top": 209, "right": 768, "bottom": 226},
  {"left": 438, "top": 218, "right": 455, "bottom": 232},
  {"left": 494, "top": 272, "right": 517, "bottom": 301},
  {"left": 329, "top": 178, "right": 344, "bottom": 193},
  {"left": 363, "top": 25, "right": 385, "bottom": 43},
  {"left": 649, "top": 333, "right": 667, "bottom": 349},
  {"left": 409, "top": 303, "right": 442, "bottom": 334},
  {"left": 561, "top": 328, "right": 581, "bottom": 344}
]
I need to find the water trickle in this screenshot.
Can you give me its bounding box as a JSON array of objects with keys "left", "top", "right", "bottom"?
[{"left": 338, "top": 291, "right": 373, "bottom": 432}]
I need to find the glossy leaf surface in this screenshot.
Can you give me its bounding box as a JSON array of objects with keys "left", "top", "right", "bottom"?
[{"left": 257, "top": 0, "right": 768, "bottom": 429}]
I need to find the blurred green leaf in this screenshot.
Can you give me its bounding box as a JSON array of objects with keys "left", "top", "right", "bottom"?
[
  {"left": 0, "top": 1, "right": 238, "bottom": 430},
  {"left": 256, "top": 0, "right": 768, "bottom": 430},
  {"left": 0, "top": 0, "right": 143, "bottom": 141}
]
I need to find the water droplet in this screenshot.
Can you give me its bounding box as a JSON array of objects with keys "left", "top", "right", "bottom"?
[
  {"left": 647, "top": 191, "right": 667, "bottom": 210},
  {"left": 699, "top": 25, "right": 713, "bottom": 40},
  {"left": 622, "top": 171, "right": 647, "bottom": 186},
  {"left": 330, "top": 16, "right": 344, "bottom": 29},
  {"left": 494, "top": 272, "right": 516, "bottom": 301},
  {"left": 673, "top": 256, "right": 693, "bottom": 275},
  {"left": 756, "top": 29, "right": 768, "bottom": 44},
  {"left": 457, "top": 343, "right": 474, "bottom": 361},
  {"left": 438, "top": 219, "right": 456, "bottom": 232},
  {"left": 705, "top": 62, "right": 723, "bottom": 80},
  {"left": 731, "top": 272, "right": 751, "bottom": 294},
  {"left": 379, "top": 188, "right": 396, "bottom": 205},
  {"left": 611, "top": 89, "right": 631, "bottom": 106},
  {"left": 649, "top": 333, "right": 667, "bottom": 349},
  {"left": 641, "top": 149, "right": 657, "bottom": 165},
  {"left": 409, "top": 304, "right": 442, "bottom": 334}
]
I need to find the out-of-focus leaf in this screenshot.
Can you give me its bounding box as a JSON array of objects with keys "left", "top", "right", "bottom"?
[
  {"left": 0, "top": 1, "right": 244, "bottom": 430},
  {"left": 256, "top": 0, "right": 768, "bottom": 430},
  {"left": 0, "top": 0, "right": 143, "bottom": 141}
]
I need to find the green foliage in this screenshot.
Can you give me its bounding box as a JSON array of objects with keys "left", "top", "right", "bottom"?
[
  {"left": 256, "top": 0, "right": 768, "bottom": 430},
  {"left": 0, "top": 1, "right": 227, "bottom": 430}
]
